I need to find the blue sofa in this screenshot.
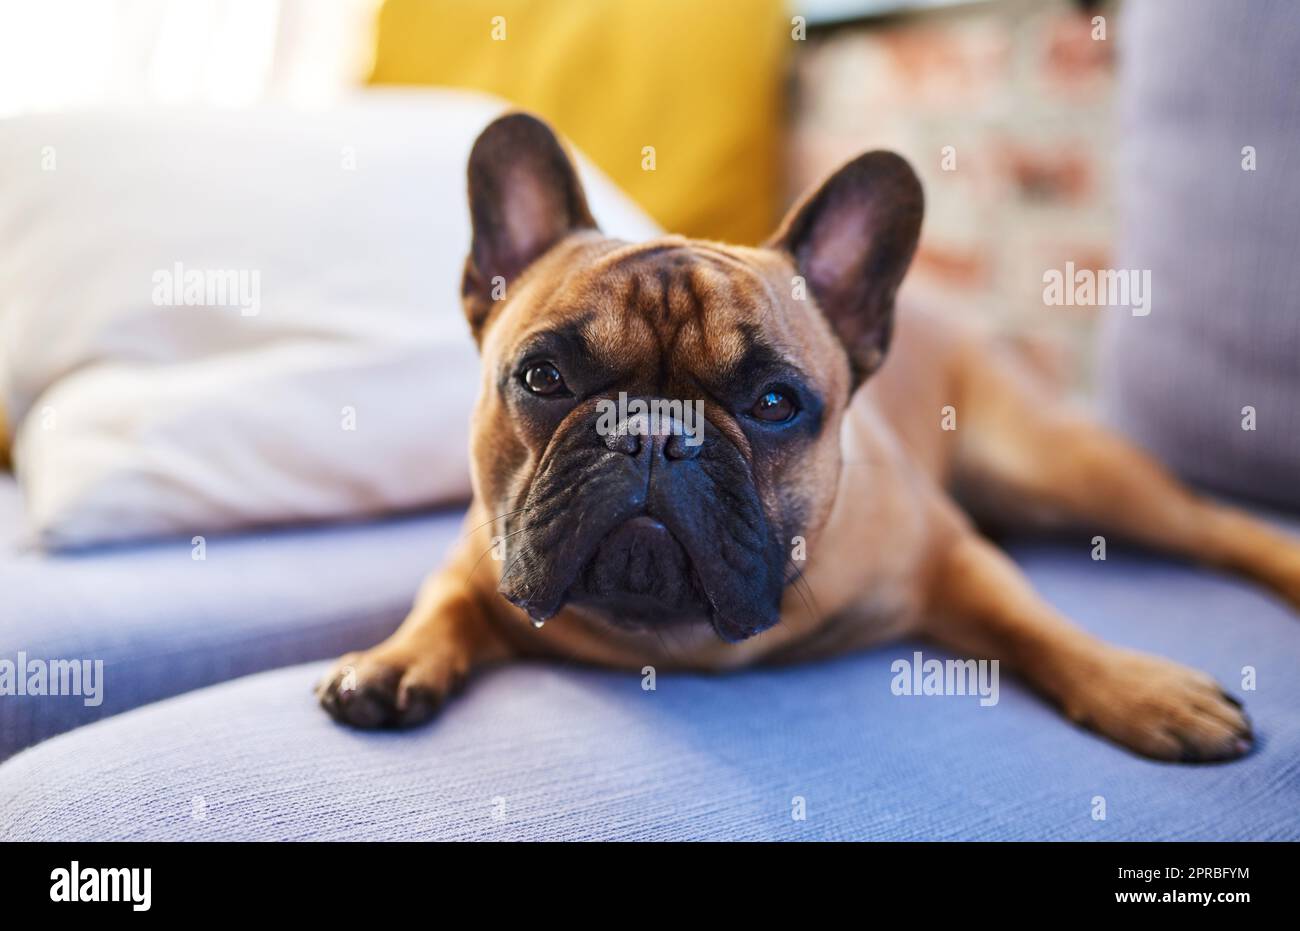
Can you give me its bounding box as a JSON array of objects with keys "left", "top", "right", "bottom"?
[
  {"left": 2, "top": 464, "right": 1298, "bottom": 840},
  {"left": 3, "top": 0, "right": 1298, "bottom": 842},
  {"left": 0, "top": 475, "right": 464, "bottom": 760}
]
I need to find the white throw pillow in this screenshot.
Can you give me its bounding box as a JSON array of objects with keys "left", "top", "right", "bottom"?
[{"left": 0, "top": 90, "right": 661, "bottom": 548}]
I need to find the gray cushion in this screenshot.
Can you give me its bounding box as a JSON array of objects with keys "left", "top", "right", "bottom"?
[
  {"left": 1098, "top": 0, "right": 1300, "bottom": 510},
  {"left": 3, "top": 534, "right": 1298, "bottom": 840},
  {"left": 0, "top": 475, "right": 463, "bottom": 760}
]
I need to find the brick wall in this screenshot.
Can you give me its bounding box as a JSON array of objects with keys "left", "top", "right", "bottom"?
[{"left": 790, "top": 0, "right": 1117, "bottom": 385}]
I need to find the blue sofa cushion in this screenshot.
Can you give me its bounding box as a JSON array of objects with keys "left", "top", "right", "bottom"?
[
  {"left": 3, "top": 537, "right": 1296, "bottom": 841},
  {"left": 0, "top": 475, "right": 463, "bottom": 760}
]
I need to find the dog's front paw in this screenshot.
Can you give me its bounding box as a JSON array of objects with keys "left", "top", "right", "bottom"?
[
  {"left": 1061, "top": 649, "right": 1252, "bottom": 762},
  {"left": 316, "top": 646, "right": 469, "bottom": 729}
]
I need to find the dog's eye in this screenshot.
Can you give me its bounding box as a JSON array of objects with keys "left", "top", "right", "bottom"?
[
  {"left": 752, "top": 389, "right": 797, "bottom": 423},
  {"left": 522, "top": 362, "right": 567, "bottom": 396}
]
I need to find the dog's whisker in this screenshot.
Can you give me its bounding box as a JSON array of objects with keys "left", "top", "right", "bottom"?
[
  {"left": 783, "top": 557, "right": 821, "bottom": 632},
  {"left": 464, "top": 526, "right": 532, "bottom": 585},
  {"left": 461, "top": 505, "right": 532, "bottom": 541}
]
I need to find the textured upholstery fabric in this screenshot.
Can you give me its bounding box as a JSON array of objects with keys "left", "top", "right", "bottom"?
[
  {"left": 0, "top": 475, "right": 463, "bottom": 760},
  {"left": 1098, "top": 0, "right": 1300, "bottom": 510},
  {"left": 3, "top": 535, "right": 1297, "bottom": 841}
]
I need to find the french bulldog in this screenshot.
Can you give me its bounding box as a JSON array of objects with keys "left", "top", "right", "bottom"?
[{"left": 318, "top": 112, "right": 1300, "bottom": 761}]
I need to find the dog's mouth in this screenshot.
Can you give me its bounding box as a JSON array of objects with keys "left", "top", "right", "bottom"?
[
  {"left": 502, "top": 510, "right": 773, "bottom": 642},
  {"left": 500, "top": 503, "right": 783, "bottom": 642},
  {"left": 564, "top": 515, "right": 714, "bottom": 629},
  {"left": 496, "top": 417, "right": 787, "bottom": 643}
]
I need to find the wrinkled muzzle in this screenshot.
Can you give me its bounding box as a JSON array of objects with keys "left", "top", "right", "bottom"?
[{"left": 497, "top": 398, "right": 786, "bottom": 641}]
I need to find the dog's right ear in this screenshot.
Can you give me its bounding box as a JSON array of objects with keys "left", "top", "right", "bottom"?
[{"left": 462, "top": 113, "right": 597, "bottom": 339}]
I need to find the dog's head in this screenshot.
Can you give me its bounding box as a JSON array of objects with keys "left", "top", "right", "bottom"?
[{"left": 461, "top": 114, "right": 922, "bottom": 642}]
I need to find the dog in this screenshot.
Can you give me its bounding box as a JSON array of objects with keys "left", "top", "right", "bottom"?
[{"left": 318, "top": 112, "right": 1300, "bottom": 761}]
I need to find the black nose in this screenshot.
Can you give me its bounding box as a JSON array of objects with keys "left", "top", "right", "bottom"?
[
  {"left": 604, "top": 429, "right": 641, "bottom": 456},
  {"left": 661, "top": 431, "right": 701, "bottom": 461},
  {"left": 601, "top": 404, "right": 703, "bottom": 462}
]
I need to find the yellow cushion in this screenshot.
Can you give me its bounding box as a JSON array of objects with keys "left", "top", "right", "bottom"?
[{"left": 369, "top": 0, "right": 787, "bottom": 245}]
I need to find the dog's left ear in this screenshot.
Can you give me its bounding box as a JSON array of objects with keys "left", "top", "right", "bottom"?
[
  {"left": 767, "top": 151, "right": 923, "bottom": 385},
  {"left": 462, "top": 112, "right": 597, "bottom": 338}
]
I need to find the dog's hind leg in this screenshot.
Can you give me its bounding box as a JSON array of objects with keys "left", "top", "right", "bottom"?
[{"left": 949, "top": 337, "right": 1300, "bottom": 612}]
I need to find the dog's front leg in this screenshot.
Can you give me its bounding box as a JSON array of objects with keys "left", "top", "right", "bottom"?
[
  {"left": 920, "top": 534, "right": 1253, "bottom": 762},
  {"left": 317, "top": 537, "right": 512, "bottom": 729}
]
